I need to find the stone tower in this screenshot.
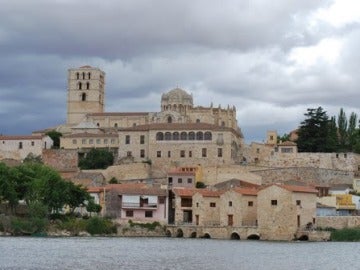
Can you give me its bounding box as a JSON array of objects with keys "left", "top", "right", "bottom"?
[{"left": 67, "top": 66, "right": 105, "bottom": 125}]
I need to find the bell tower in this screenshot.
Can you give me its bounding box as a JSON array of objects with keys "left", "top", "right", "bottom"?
[{"left": 66, "top": 66, "right": 105, "bottom": 125}]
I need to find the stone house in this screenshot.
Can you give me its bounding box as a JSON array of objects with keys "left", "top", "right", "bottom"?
[
  {"left": 0, "top": 135, "right": 53, "bottom": 160},
  {"left": 104, "top": 183, "right": 168, "bottom": 224},
  {"left": 219, "top": 188, "right": 258, "bottom": 227},
  {"left": 171, "top": 188, "right": 196, "bottom": 225},
  {"left": 257, "top": 184, "right": 317, "bottom": 241},
  {"left": 167, "top": 166, "right": 199, "bottom": 189},
  {"left": 192, "top": 190, "right": 223, "bottom": 226}
]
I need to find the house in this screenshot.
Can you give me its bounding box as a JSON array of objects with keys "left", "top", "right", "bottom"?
[
  {"left": 167, "top": 166, "right": 199, "bottom": 188},
  {"left": 257, "top": 184, "right": 317, "bottom": 241},
  {"left": 0, "top": 135, "right": 53, "bottom": 160},
  {"left": 219, "top": 188, "right": 257, "bottom": 227},
  {"left": 105, "top": 183, "right": 168, "bottom": 224},
  {"left": 192, "top": 189, "right": 223, "bottom": 226}
]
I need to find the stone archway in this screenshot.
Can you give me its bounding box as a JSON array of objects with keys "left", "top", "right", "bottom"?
[
  {"left": 247, "top": 234, "right": 260, "bottom": 240},
  {"left": 297, "top": 235, "right": 309, "bottom": 241},
  {"left": 190, "top": 232, "right": 197, "bottom": 238},
  {"left": 176, "top": 229, "right": 184, "bottom": 238},
  {"left": 202, "top": 233, "right": 211, "bottom": 239},
  {"left": 230, "top": 232, "right": 240, "bottom": 240},
  {"left": 166, "top": 230, "right": 172, "bottom": 237}
]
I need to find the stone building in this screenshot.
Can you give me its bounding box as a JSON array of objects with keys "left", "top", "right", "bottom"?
[
  {"left": 0, "top": 135, "right": 53, "bottom": 160},
  {"left": 59, "top": 65, "right": 244, "bottom": 171},
  {"left": 257, "top": 184, "right": 317, "bottom": 241}
]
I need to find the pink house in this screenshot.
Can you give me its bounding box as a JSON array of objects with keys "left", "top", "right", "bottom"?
[{"left": 105, "top": 184, "right": 168, "bottom": 224}]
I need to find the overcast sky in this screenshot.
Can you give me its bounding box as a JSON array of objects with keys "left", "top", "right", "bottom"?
[{"left": 1, "top": 0, "right": 359, "bottom": 143}]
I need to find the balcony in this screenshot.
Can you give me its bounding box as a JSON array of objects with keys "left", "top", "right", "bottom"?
[{"left": 122, "top": 202, "right": 158, "bottom": 209}]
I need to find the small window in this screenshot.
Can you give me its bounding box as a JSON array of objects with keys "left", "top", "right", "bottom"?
[
  {"left": 344, "top": 153, "right": 347, "bottom": 158},
  {"left": 104, "top": 139, "right": 108, "bottom": 144},
  {"left": 256, "top": 148, "right": 260, "bottom": 154},
  {"left": 140, "top": 135, "right": 145, "bottom": 144},
  {"left": 296, "top": 200, "right": 301, "bottom": 206},
  {"left": 248, "top": 201, "right": 254, "bottom": 207},
  {"left": 72, "top": 139, "right": 77, "bottom": 144},
  {"left": 88, "top": 72, "right": 91, "bottom": 79},
  {"left": 125, "top": 135, "right": 130, "bottom": 144},
  {"left": 180, "top": 150, "right": 185, "bottom": 158},
  {"left": 189, "top": 151, "right": 192, "bottom": 158},
  {"left": 82, "top": 139, "right": 86, "bottom": 144},
  {"left": 18, "top": 142, "right": 23, "bottom": 149},
  {"left": 168, "top": 177, "right": 173, "bottom": 184},
  {"left": 187, "top": 178, "right": 192, "bottom": 184},
  {"left": 114, "top": 123, "right": 118, "bottom": 128},
  {"left": 196, "top": 202, "right": 199, "bottom": 207},
  {"left": 210, "top": 202, "right": 216, "bottom": 208},
  {"left": 271, "top": 200, "right": 277, "bottom": 206},
  {"left": 168, "top": 151, "right": 171, "bottom": 158},
  {"left": 218, "top": 148, "right": 223, "bottom": 157},
  {"left": 196, "top": 119, "right": 200, "bottom": 123},
  {"left": 178, "top": 178, "right": 183, "bottom": 184},
  {"left": 159, "top": 197, "right": 165, "bottom": 204},
  {"left": 229, "top": 201, "right": 232, "bottom": 207},
  {"left": 86, "top": 82, "right": 90, "bottom": 90},
  {"left": 81, "top": 93, "right": 86, "bottom": 101},
  {"left": 126, "top": 210, "right": 133, "bottom": 217},
  {"left": 96, "top": 139, "right": 101, "bottom": 144},
  {"left": 157, "top": 151, "right": 161, "bottom": 158},
  {"left": 202, "top": 148, "right": 207, "bottom": 157},
  {"left": 336, "top": 153, "right": 339, "bottom": 158},
  {"left": 140, "top": 149, "right": 145, "bottom": 158},
  {"left": 127, "top": 151, "right": 132, "bottom": 157},
  {"left": 110, "top": 139, "right": 115, "bottom": 144},
  {"left": 76, "top": 72, "right": 80, "bottom": 79},
  {"left": 89, "top": 139, "right": 94, "bottom": 144},
  {"left": 145, "top": 211, "right": 153, "bottom": 218},
  {"left": 31, "top": 141, "right": 35, "bottom": 146}
]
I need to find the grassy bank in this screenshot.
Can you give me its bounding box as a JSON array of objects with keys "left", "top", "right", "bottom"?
[{"left": 331, "top": 227, "right": 360, "bottom": 241}]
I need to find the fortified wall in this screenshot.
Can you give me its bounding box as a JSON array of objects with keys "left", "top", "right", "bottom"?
[{"left": 42, "top": 149, "right": 78, "bottom": 173}]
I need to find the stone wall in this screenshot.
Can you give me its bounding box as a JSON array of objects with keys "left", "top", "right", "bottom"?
[
  {"left": 316, "top": 216, "right": 360, "bottom": 229},
  {"left": 251, "top": 167, "right": 353, "bottom": 185},
  {"left": 86, "top": 163, "right": 151, "bottom": 181},
  {"left": 42, "top": 149, "right": 78, "bottom": 172}
]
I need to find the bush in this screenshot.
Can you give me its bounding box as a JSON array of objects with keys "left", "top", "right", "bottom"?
[
  {"left": 331, "top": 227, "right": 360, "bottom": 241},
  {"left": 10, "top": 217, "right": 48, "bottom": 235},
  {"left": 196, "top": 181, "right": 206, "bottom": 188},
  {"left": 128, "top": 220, "right": 162, "bottom": 231},
  {"left": 86, "top": 217, "right": 117, "bottom": 235}
]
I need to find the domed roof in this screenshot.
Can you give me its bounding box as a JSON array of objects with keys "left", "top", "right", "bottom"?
[{"left": 161, "top": 88, "right": 193, "bottom": 104}]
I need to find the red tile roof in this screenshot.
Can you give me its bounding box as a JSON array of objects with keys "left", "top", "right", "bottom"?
[
  {"left": 106, "top": 183, "right": 167, "bottom": 196},
  {"left": 172, "top": 188, "right": 196, "bottom": 197},
  {"left": 261, "top": 184, "right": 318, "bottom": 194},
  {"left": 233, "top": 188, "right": 258, "bottom": 196}
]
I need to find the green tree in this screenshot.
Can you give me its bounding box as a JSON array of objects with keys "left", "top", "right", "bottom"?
[
  {"left": 0, "top": 163, "right": 18, "bottom": 213},
  {"left": 45, "top": 130, "right": 62, "bottom": 149},
  {"left": 297, "top": 107, "right": 335, "bottom": 152},
  {"left": 86, "top": 199, "right": 102, "bottom": 216},
  {"left": 64, "top": 182, "right": 91, "bottom": 213},
  {"left": 337, "top": 108, "right": 348, "bottom": 151},
  {"left": 277, "top": 133, "right": 290, "bottom": 143},
  {"left": 348, "top": 112, "right": 358, "bottom": 151},
  {"left": 79, "top": 148, "right": 114, "bottom": 170},
  {"left": 23, "top": 153, "right": 43, "bottom": 164}
]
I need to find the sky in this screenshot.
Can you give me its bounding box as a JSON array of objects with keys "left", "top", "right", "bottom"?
[{"left": 1, "top": 0, "right": 360, "bottom": 143}]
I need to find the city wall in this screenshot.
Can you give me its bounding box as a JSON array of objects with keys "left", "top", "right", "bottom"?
[{"left": 316, "top": 216, "right": 360, "bottom": 229}]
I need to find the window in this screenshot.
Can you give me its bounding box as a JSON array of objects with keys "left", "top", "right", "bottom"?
[
  {"left": 140, "top": 149, "right": 145, "bottom": 158},
  {"left": 196, "top": 202, "right": 199, "bottom": 207},
  {"left": 187, "top": 178, "right": 192, "bottom": 184},
  {"left": 168, "top": 177, "right": 173, "bottom": 184},
  {"left": 127, "top": 151, "right": 132, "bottom": 157},
  {"left": 271, "top": 200, "right": 277, "bottom": 206},
  {"left": 196, "top": 132, "right": 203, "bottom": 140},
  {"left": 210, "top": 202, "right": 216, "bottom": 208},
  {"left": 81, "top": 93, "right": 86, "bottom": 101},
  {"left": 196, "top": 119, "right": 200, "bottom": 123},
  {"left": 173, "top": 132, "right": 179, "bottom": 140},
  {"left": 156, "top": 132, "right": 164, "bottom": 141},
  {"left": 159, "top": 197, "right": 165, "bottom": 204},
  {"left": 82, "top": 139, "right": 86, "bottom": 144},
  {"left": 114, "top": 123, "right": 118, "bottom": 128},
  {"left": 72, "top": 139, "right": 77, "bottom": 144},
  {"left": 270, "top": 135, "right": 274, "bottom": 140},
  {"left": 140, "top": 135, "right": 145, "bottom": 144},
  {"left": 145, "top": 211, "right": 153, "bottom": 218},
  {"left": 104, "top": 139, "right": 108, "bottom": 144},
  {"left": 188, "top": 132, "right": 195, "bottom": 140},
  {"left": 248, "top": 201, "right": 254, "bottom": 207},
  {"left": 180, "top": 150, "right": 185, "bottom": 158},
  {"left": 96, "top": 139, "right": 101, "bottom": 144},
  {"left": 89, "top": 139, "right": 94, "bottom": 144},
  {"left": 110, "top": 139, "right": 115, "bottom": 144},
  {"left": 18, "top": 142, "right": 23, "bottom": 149},
  {"left": 31, "top": 141, "right": 35, "bottom": 146},
  {"left": 126, "top": 210, "right": 133, "bottom": 217},
  {"left": 165, "top": 132, "right": 171, "bottom": 140},
  {"left": 82, "top": 72, "right": 85, "bottom": 79},
  {"left": 157, "top": 151, "right": 161, "bottom": 158},
  {"left": 344, "top": 153, "right": 347, "bottom": 158},
  {"left": 76, "top": 72, "right": 79, "bottom": 79},
  {"left": 221, "top": 121, "right": 225, "bottom": 127},
  {"left": 88, "top": 72, "right": 91, "bottom": 79},
  {"left": 167, "top": 116, "right": 172, "bottom": 123},
  {"left": 204, "top": 132, "right": 212, "bottom": 140},
  {"left": 125, "top": 135, "right": 130, "bottom": 144},
  {"left": 336, "top": 153, "right": 339, "bottom": 158},
  {"left": 218, "top": 148, "right": 223, "bottom": 157},
  {"left": 168, "top": 151, "right": 171, "bottom": 158},
  {"left": 296, "top": 200, "right": 301, "bottom": 206},
  {"left": 178, "top": 178, "right": 183, "bottom": 184},
  {"left": 229, "top": 201, "right": 232, "bottom": 207},
  {"left": 78, "top": 82, "right": 82, "bottom": 90},
  {"left": 256, "top": 148, "right": 260, "bottom": 153},
  {"left": 189, "top": 151, "right": 192, "bottom": 158},
  {"left": 86, "top": 82, "right": 90, "bottom": 89},
  {"left": 180, "top": 132, "right": 187, "bottom": 140},
  {"left": 202, "top": 148, "right": 207, "bottom": 157}
]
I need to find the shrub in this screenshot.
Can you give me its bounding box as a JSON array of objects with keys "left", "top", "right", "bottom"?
[
  {"left": 331, "top": 227, "right": 360, "bottom": 241},
  {"left": 86, "top": 217, "right": 117, "bottom": 235}
]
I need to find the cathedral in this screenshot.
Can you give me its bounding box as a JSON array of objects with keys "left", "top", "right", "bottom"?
[{"left": 60, "top": 65, "right": 244, "bottom": 170}]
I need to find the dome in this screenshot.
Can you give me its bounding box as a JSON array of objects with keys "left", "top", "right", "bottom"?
[{"left": 161, "top": 88, "right": 193, "bottom": 105}]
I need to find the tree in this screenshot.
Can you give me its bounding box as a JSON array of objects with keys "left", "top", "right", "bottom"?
[
  {"left": 86, "top": 199, "right": 102, "bottom": 216},
  {"left": 45, "top": 130, "right": 62, "bottom": 149},
  {"left": 23, "top": 153, "right": 43, "bottom": 164},
  {"left": 277, "top": 133, "right": 290, "bottom": 143},
  {"left": 0, "top": 163, "right": 18, "bottom": 213},
  {"left": 297, "top": 107, "right": 335, "bottom": 152},
  {"left": 64, "top": 182, "right": 91, "bottom": 213},
  {"left": 79, "top": 148, "right": 114, "bottom": 170},
  {"left": 337, "top": 108, "right": 348, "bottom": 151}
]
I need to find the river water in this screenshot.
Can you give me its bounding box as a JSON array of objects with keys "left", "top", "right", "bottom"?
[{"left": 0, "top": 237, "right": 359, "bottom": 270}]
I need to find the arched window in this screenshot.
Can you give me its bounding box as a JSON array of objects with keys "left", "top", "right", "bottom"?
[
  {"left": 165, "top": 132, "right": 171, "bottom": 140},
  {"left": 189, "top": 132, "right": 195, "bottom": 140},
  {"left": 196, "top": 131, "right": 203, "bottom": 140},
  {"left": 167, "top": 116, "right": 172, "bottom": 123},
  {"left": 82, "top": 72, "right": 85, "bottom": 79},
  {"left": 76, "top": 72, "right": 80, "bottom": 80},
  {"left": 97, "top": 123, "right": 100, "bottom": 127},
  {"left": 180, "top": 132, "right": 187, "bottom": 140},
  {"left": 88, "top": 72, "right": 91, "bottom": 79},
  {"left": 114, "top": 123, "right": 118, "bottom": 128},
  {"left": 81, "top": 93, "right": 86, "bottom": 101},
  {"left": 78, "top": 82, "right": 82, "bottom": 90},
  {"left": 196, "top": 119, "right": 200, "bottom": 123},
  {"left": 204, "top": 132, "right": 212, "bottom": 140},
  {"left": 86, "top": 82, "right": 90, "bottom": 90},
  {"left": 156, "top": 132, "right": 164, "bottom": 141},
  {"left": 173, "top": 132, "right": 179, "bottom": 140}
]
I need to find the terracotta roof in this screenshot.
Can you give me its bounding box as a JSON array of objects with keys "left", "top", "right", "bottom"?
[
  {"left": 172, "top": 188, "right": 196, "bottom": 197},
  {"left": 107, "top": 183, "right": 166, "bottom": 196},
  {"left": 278, "top": 141, "right": 297, "bottom": 146},
  {"left": 195, "top": 189, "right": 223, "bottom": 197},
  {"left": 0, "top": 135, "right": 43, "bottom": 140},
  {"left": 233, "top": 188, "right": 258, "bottom": 196},
  {"left": 280, "top": 184, "right": 318, "bottom": 194},
  {"left": 89, "top": 112, "right": 149, "bottom": 117},
  {"left": 87, "top": 187, "right": 110, "bottom": 193},
  {"left": 63, "top": 132, "right": 118, "bottom": 138}
]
